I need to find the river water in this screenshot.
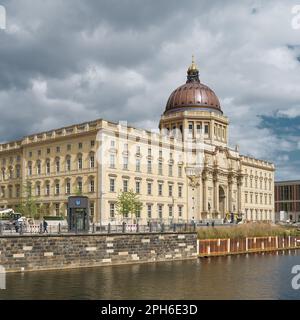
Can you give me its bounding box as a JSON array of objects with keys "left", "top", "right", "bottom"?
[{"left": 0, "top": 250, "right": 299, "bottom": 300}]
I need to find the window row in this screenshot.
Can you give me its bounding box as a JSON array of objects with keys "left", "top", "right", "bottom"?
[
  {"left": 27, "top": 140, "right": 95, "bottom": 158},
  {"left": 0, "top": 178, "right": 95, "bottom": 198},
  {"left": 245, "top": 192, "right": 273, "bottom": 205},
  {"left": 26, "top": 154, "right": 95, "bottom": 176},
  {"left": 109, "top": 154, "right": 183, "bottom": 177},
  {"left": 244, "top": 177, "right": 273, "bottom": 191},
  {"left": 109, "top": 178, "right": 184, "bottom": 198},
  {"left": 109, "top": 203, "right": 184, "bottom": 220}
]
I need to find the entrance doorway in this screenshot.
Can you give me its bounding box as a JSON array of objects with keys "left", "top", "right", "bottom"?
[{"left": 219, "top": 186, "right": 225, "bottom": 217}]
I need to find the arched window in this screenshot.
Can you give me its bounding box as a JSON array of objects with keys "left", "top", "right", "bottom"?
[
  {"left": 89, "top": 176, "right": 95, "bottom": 193},
  {"left": 77, "top": 154, "right": 83, "bottom": 170},
  {"left": 27, "top": 161, "right": 32, "bottom": 176},
  {"left": 46, "top": 159, "right": 51, "bottom": 175},
  {"left": 65, "top": 178, "right": 71, "bottom": 195},
  {"left": 36, "top": 182, "right": 41, "bottom": 197},
  {"left": 76, "top": 177, "right": 83, "bottom": 193},
  {"left": 90, "top": 152, "right": 95, "bottom": 169},
  {"left": 55, "top": 157, "right": 60, "bottom": 173},
  {"left": 55, "top": 180, "right": 60, "bottom": 195},
  {"left": 36, "top": 160, "right": 41, "bottom": 175},
  {"left": 66, "top": 155, "right": 71, "bottom": 172}
]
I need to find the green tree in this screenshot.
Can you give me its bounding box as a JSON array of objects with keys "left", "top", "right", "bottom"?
[
  {"left": 16, "top": 183, "right": 39, "bottom": 219},
  {"left": 116, "top": 190, "right": 143, "bottom": 222}
]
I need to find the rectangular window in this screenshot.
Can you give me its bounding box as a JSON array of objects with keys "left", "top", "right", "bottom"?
[
  {"left": 123, "top": 157, "right": 128, "bottom": 170},
  {"left": 136, "top": 159, "right": 141, "bottom": 172},
  {"left": 158, "top": 183, "right": 163, "bottom": 196},
  {"left": 178, "top": 166, "right": 182, "bottom": 178},
  {"left": 147, "top": 182, "right": 152, "bottom": 195},
  {"left": 67, "top": 144, "right": 71, "bottom": 151},
  {"left": 110, "top": 154, "right": 115, "bottom": 169},
  {"left": 196, "top": 124, "right": 202, "bottom": 135},
  {"left": 147, "top": 205, "right": 152, "bottom": 219},
  {"left": 148, "top": 148, "right": 152, "bottom": 156},
  {"left": 55, "top": 204, "right": 60, "bottom": 216},
  {"left": 188, "top": 122, "right": 193, "bottom": 135},
  {"left": 110, "top": 179, "right": 115, "bottom": 193},
  {"left": 158, "top": 205, "right": 163, "bottom": 219},
  {"left": 168, "top": 185, "right": 173, "bottom": 197},
  {"left": 123, "top": 180, "right": 128, "bottom": 192},
  {"left": 91, "top": 140, "right": 95, "bottom": 147},
  {"left": 90, "top": 202, "right": 94, "bottom": 218},
  {"left": 178, "top": 206, "right": 183, "bottom": 217},
  {"left": 110, "top": 203, "right": 115, "bottom": 218},
  {"left": 178, "top": 185, "right": 182, "bottom": 198},
  {"left": 78, "top": 142, "right": 82, "bottom": 149},
  {"left": 205, "top": 124, "right": 209, "bottom": 134},
  {"left": 168, "top": 164, "right": 173, "bottom": 177},
  {"left": 56, "top": 146, "right": 60, "bottom": 153},
  {"left": 158, "top": 161, "right": 163, "bottom": 175},
  {"left": 47, "top": 148, "right": 50, "bottom": 154},
  {"left": 136, "top": 181, "right": 140, "bottom": 194},
  {"left": 147, "top": 160, "right": 152, "bottom": 174},
  {"left": 169, "top": 206, "right": 173, "bottom": 218}
]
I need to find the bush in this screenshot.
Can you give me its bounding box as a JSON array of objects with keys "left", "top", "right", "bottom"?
[{"left": 197, "top": 222, "right": 299, "bottom": 239}]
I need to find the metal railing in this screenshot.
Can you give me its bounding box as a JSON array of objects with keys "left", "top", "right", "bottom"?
[{"left": 0, "top": 221, "right": 197, "bottom": 236}]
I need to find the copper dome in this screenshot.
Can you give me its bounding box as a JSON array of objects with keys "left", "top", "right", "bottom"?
[{"left": 164, "top": 59, "right": 222, "bottom": 115}]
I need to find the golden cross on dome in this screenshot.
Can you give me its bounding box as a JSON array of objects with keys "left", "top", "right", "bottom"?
[{"left": 188, "top": 55, "right": 198, "bottom": 72}]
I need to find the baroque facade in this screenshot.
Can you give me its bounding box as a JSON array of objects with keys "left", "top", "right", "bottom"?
[{"left": 0, "top": 59, "right": 275, "bottom": 223}]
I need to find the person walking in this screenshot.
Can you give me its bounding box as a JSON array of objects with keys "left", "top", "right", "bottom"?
[{"left": 43, "top": 218, "right": 48, "bottom": 233}]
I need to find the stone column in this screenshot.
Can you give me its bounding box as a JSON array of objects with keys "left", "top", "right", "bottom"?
[
  {"left": 202, "top": 176, "right": 207, "bottom": 213},
  {"left": 228, "top": 180, "right": 232, "bottom": 213},
  {"left": 213, "top": 178, "right": 219, "bottom": 214},
  {"left": 237, "top": 180, "right": 242, "bottom": 213}
]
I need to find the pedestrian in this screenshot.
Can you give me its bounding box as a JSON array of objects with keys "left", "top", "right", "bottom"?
[
  {"left": 43, "top": 218, "right": 48, "bottom": 233},
  {"left": 191, "top": 216, "right": 195, "bottom": 226},
  {"left": 212, "top": 220, "right": 215, "bottom": 227},
  {"left": 14, "top": 220, "right": 19, "bottom": 233}
]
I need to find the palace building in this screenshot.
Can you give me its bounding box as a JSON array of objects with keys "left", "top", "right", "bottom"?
[{"left": 0, "top": 59, "right": 275, "bottom": 224}]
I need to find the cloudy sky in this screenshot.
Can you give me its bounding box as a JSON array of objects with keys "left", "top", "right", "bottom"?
[{"left": 0, "top": 0, "right": 300, "bottom": 180}]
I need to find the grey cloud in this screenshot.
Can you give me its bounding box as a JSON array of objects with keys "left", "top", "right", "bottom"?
[{"left": 0, "top": 0, "right": 299, "bottom": 180}]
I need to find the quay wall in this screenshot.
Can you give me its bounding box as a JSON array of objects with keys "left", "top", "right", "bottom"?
[{"left": 0, "top": 232, "right": 198, "bottom": 273}]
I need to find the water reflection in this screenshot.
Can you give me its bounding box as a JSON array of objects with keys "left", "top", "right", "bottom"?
[{"left": 0, "top": 251, "right": 299, "bottom": 300}]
